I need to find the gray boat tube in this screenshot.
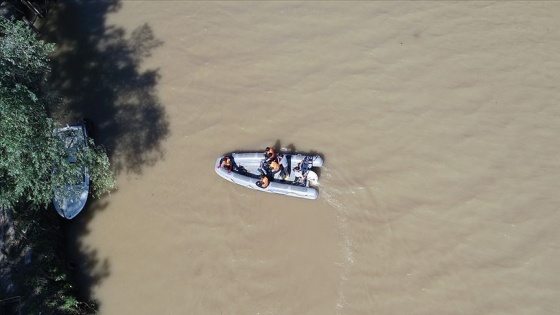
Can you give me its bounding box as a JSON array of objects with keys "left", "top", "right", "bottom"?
[{"left": 215, "top": 152, "right": 323, "bottom": 200}]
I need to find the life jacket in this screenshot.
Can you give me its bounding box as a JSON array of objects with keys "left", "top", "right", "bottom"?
[
  {"left": 264, "top": 147, "right": 275, "bottom": 160},
  {"left": 269, "top": 161, "right": 280, "bottom": 172},
  {"left": 223, "top": 157, "right": 231, "bottom": 167},
  {"left": 261, "top": 176, "right": 269, "bottom": 188}
]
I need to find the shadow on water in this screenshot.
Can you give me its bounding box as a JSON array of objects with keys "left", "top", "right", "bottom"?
[
  {"left": 37, "top": 0, "right": 169, "bottom": 306},
  {"left": 43, "top": 0, "right": 168, "bottom": 175}
]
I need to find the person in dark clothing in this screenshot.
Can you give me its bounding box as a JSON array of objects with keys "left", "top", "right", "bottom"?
[
  {"left": 217, "top": 156, "right": 233, "bottom": 173},
  {"left": 277, "top": 153, "right": 289, "bottom": 180},
  {"left": 292, "top": 166, "right": 307, "bottom": 186}
]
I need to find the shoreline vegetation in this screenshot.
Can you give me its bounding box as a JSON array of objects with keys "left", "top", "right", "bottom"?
[
  {"left": 1, "top": 205, "right": 98, "bottom": 314},
  {"left": 1, "top": 2, "right": 115, "bottom": 314},
  {"left": 3, "top": 0, "right": 165, "bottom": 311}
]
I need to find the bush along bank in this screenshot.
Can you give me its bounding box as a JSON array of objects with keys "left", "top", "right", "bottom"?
[{"left": 1, "top": 205, "right": 98, "bottom": 314}]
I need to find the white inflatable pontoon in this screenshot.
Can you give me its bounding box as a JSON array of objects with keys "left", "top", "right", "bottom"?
[{"left": 215, "top": 152, "right": 323, "bottom": 200}]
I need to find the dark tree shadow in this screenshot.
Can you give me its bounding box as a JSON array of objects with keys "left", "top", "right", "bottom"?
[
  {"left": 58, "top": 197, "right": 112, "bottom": 304},
  {"left": 33, "top": 0, "right": 169, "bottom": 309},
  {"left": 1, "top": 205, "right": 109, "bottom": 314},
  {"left": 42, "top": 0, "right": 169, "bottom": 175}
]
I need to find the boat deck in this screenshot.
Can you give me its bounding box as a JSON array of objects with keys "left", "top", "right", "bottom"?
[{"left": 214, "top": 152, "right": 323, "bottom": 200}]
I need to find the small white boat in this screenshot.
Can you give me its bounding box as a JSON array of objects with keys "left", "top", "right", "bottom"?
[
  {"left": 215, "top": 152, "right": 323, "bottom": 200},
  {"left": 52, "top": 123, "right": 90, "bottom": 219}
]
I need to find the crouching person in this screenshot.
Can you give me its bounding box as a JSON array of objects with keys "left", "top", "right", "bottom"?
[
  {"left": 292, "top": 166, "right": 307, "bottom": 186},
  {"left": 218, "top": 156, "right": 233, "bottom": 173}
]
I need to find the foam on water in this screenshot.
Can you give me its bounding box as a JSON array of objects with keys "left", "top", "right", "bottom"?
[{"left": 319, "top": 166, "right": 355, "bottom": 313}]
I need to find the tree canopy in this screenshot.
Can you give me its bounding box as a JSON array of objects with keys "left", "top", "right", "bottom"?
[{"left": 0, "top": 17, "right": 115, "bottom": 210}]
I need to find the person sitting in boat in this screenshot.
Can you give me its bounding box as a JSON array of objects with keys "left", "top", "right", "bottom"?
[
  {"left": 295, "top": 156, "right": 314, "bottom": 176},
  {"left": 277, "top": 153, "right": 289, "bottom": 180},
  {"left": 259, "top": 158, "right": 280, "bottom": 177},
  {"left": 256, "top": 175, "right": 270, "bottom": 189},
  {"left": 293, "top": 166, "right": 307, "bottom": 186},
  {"left": 264, "top": 147, "right": 276, "bottom": 162},
  {"left": 217, "top": 156, "right": 233, "bottom": 173},
  {"left": 268, "top": 160, "right": 281, "bottom": 174}
]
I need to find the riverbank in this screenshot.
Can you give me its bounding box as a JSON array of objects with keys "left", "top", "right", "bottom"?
[
  {"left": 1, "top": 2, "right": 103, "bottom": 313},
  {"left": 0, "top": 207, "right": 17, "bottom": 295},
  {"left": 0, "top": 206, "right": 98, "bottom": 314}
]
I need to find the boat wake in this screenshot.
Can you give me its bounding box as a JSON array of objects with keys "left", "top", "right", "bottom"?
[{"left": 319, "top": 166, "right": 355, "bottom": 314}]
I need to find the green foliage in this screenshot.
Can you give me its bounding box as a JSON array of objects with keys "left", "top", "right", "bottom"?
[
  {"left": 49, "top": 127, "right": 116, "bottom": 200},
  {"left": 1, "top": 16, "right": 107, "bottom": 315},
  {"left": 0, "top": 82, "right": 61, "bottom": 208},
  {"left": 0, "top": 16, "right": 55, "bottom": 90},
  {"left": 86, "top": 139, "right": 116, "bottom": 198},
  {"left": 0, "top": 16, "right": 116, "bottom": 209},
  {"left": 12, "top": 206, "right": 99, "bottom": 314}
]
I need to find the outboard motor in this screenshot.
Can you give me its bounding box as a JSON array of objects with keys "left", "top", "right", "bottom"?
[{"left": 307, "top": 171, "right": 319, "bottom": 186}]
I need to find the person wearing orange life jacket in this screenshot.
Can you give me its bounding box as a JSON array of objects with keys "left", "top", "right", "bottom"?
[
  {"left": 256, "top": 175, "right": 269, "bottom": 188},
  {"left": 264, "top": 147, "right": 275, "bottom": 162},
  {"left": 268, "top": 160, "right": 281, "bottom": 173},
  {"left": 217, "top": 156, "right": 233, "bottom": 173}
]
